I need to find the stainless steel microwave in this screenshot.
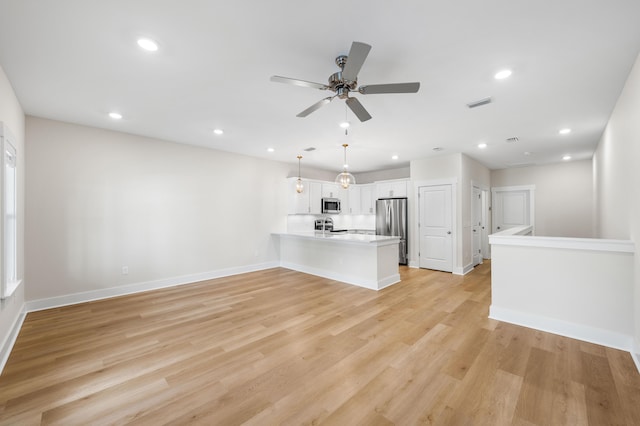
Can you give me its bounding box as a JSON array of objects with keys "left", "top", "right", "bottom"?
[{"left": 322, "top": 198, "right": 341, "bottom": 214}]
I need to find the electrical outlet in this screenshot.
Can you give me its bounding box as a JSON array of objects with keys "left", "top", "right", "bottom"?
[{"left": 122, "top": 266, "right": 129, "bottom": 275}]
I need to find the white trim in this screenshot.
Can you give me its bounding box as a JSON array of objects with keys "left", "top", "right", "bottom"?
[
  {"left": 453, "top": 263, "right": 474, "bottom": 275},
  {"left": 471, "top": 180, "right": 490, "bottom": 263},
  {"left": 491, "top": 184, "right": 536, "bottom": 193},
  {"left": 489, "top": 235, "right": 634, "bottom": 253},
  {"left": 413, "top": 177, "right": 458, "bottom": 187},
  {"left": 413, "top": 178, "right": 458, "bottom": 273},
  {"left": 25, "top": 262, "right": 279, "bottom": 312},
  {"left": 489, "top": 305, "right": 633, "bottom": 352},
  {"left": 491, "top": 184, "right": 536, "bottom": 235},
  {"left": 463, "top": 262, "right": 475, "bottom": 275},
  {"left": 280, "top": 261, "right": 400, "bottom": 291},
  {"left": 0, "top": 306, "right": 26, "bottom": 375},
  {"left": 632, "top": 342, "right": 640, "bottom": 374}
]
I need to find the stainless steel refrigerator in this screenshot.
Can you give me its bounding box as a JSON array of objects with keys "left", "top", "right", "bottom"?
[{"left": 376, "top": 198, "right": 408, "bottom": 265}]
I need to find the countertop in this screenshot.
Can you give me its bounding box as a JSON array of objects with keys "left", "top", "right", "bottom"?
[{"left": 274, "top": 231, "right": 399, "bottom": 246}]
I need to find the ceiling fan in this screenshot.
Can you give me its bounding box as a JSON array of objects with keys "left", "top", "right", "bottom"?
[{"left": 270, "top": 41, "right": 420, "bottom": 122}]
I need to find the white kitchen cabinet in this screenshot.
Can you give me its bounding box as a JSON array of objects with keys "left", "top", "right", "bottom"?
[
  {"left": 376, "top": 179, "right": 409, "bottom": 198},
  {"left": 287, "top": 178, "right": 321, "bottom": 214},
  {"left": 321, "top": 183, "right": 341, "bottom": 198},
  {"left": 322, "top": 182, "right": 350, "bottom": 214},
  {"left": 309, "top": 181, "right": 322, "bottom": 214},
  {"left": 347, "top": 186, "right": 361, "bottom": 214},
  {"left": 360, "top": 184, "right": 376, "bottom": 214}
]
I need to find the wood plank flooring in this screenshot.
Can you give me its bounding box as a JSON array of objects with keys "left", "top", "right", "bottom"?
[{"left": 1, "top": 262, "right": 640, "bottom": 425}]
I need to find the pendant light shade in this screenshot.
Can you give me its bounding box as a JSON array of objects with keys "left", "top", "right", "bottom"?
[
  {"left": 335, "top": 144, "right": 356, "bottom": 189},
  {"left": 296, "top": 155, "right": 304, "bottom": 193}
]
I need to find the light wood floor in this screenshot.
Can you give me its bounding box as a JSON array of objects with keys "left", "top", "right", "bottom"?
[{"left": 1, "top": 262, "right": 639, "bottom": 425}]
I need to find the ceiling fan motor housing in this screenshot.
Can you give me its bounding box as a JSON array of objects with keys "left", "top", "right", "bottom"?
[{"left": 329, "top": 72, "right": 357, "bottom": 98}]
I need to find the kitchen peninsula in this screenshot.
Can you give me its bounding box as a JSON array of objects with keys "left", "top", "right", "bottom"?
[{"left": 274, "top": 232, "right": 401, "bottom": 290}]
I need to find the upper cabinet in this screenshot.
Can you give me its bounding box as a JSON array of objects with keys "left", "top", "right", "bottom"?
[
  {"left": 360, "top": 184, "right": 375, "bottom": 214},
  {"left": 347, "top": 185, "right": 361, "bottom": 214},
  {"left": 321, "top": 183, "right": 340, "bottom": 198},
  {"left": 376, "top": 179, "right": 409, "bottom": 198},
  {"left": 287, "top": 178, "right": 408, "bottom": 215},
  {"left": 288, "top": 178, "right": 321, "bottom": 214}
]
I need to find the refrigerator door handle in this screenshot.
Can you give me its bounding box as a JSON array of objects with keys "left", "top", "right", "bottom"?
[{"left": 386, "top": 202, "right": 391, "bottom": 233}]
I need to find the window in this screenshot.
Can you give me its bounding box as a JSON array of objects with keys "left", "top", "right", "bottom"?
[{"left": 1, "top": 124, "right": 19, "bottom": 299}]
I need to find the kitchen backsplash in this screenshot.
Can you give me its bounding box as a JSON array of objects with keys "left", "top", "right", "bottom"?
[{"left": 287, "top": 214, "right": 375, "bottom": 233}]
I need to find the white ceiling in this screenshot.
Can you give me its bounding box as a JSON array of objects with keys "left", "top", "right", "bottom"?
[{"left": 1, "top": 0, "right": 639, "bottom": 173}]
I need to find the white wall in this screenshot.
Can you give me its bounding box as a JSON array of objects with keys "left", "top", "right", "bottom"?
[
  {"left": 355, "top": 167, "right": 410, "bottom": 184},
  {"left": 491, "top": 160, "right": 594, "bottom": 238},
  {"left": 0, "top": 65, "right": 25, "bottom": 364},
  {"left": 410, "top": 153, "right": 491, "bottom": 274},
  {"left": 593, "top": 52, "right": 640, "bottom": 364},
  {"left": 25, "top": 117, "right": 290, "bottom": 302},
  {"left": 490, "top": 239, "right": 634, "bottom": 351},
  {"left": 461, "top": 154, "right": 491, "bottom": 268}
]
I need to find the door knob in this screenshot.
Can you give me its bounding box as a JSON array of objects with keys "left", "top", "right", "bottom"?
[{"left": 447, "top": 231, "right": 451, "bottom": 234}]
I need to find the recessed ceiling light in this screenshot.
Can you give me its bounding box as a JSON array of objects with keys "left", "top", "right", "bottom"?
[
  {"left": 562, "top": 155, "right": 572, "bottom": 161},
  {"left": 339, "top": 121, "right": 350, "bottom": 129},
  {"left": 478, "top": 143, "right": 487, "bottom": 149},
  {"left": 213, "top": 128, "right": 224, "bottom": 135},
  {"left": 494, "top": 69, "right": 512, "bottom": 80},
  {"left": 559, "top": 128, "right": 572, "bottom": 135},
  {"left": 267, "top": 148, "right": 275, "bottom": 153},
  {"left": 108, "top": 112, "right": 122, "bottom": 120},
  {"left": 137, "top": 38, "right": 158, "bottom": 52},
  {"left": 391, "top": 155, "right": 399, "bottom": 160}
]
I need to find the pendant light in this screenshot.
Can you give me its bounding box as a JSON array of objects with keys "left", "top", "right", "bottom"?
[
  {"left": 295, "top": 155, "right": 304, "bottom": 193},
  {"left": 335, "top": 144, "right": 356, "bottom": 189}
]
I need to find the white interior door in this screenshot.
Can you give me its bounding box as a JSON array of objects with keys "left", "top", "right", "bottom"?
[
  {"left": 472, "top": 186, "right": 482, "bottom": 266},
  {"left": 492, "top": 186, "right": 534, "bottom": 233},
  {"left": 419, "top": 185, "right": 453, "bottom": 272}
]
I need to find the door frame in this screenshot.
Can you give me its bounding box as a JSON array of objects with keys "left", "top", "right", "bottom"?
[
  {"left": 471, "top": 180, "right": 490, "bottom": 262},
  {"left": 413, "top": 178, "right": 458, "bottom": 273},
  {"left": 491, "top": 185, "right": 536, "bottom": 235}
]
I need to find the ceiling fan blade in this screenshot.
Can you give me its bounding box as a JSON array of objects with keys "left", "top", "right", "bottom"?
[
  {"left": 296, "top": 96, "right": 334, "bottom": 117},
  {"left": 346, "top": 97, "right": 372, "bottom": 122},
  {"left": 358, "top": 82, "right": 420, "bottom": 95},
  {"left": 270, "top": 75, "right": 329, "bottom": 90},
  {"left": 341, "top": 42, "right": 372, "bottom": 82}
]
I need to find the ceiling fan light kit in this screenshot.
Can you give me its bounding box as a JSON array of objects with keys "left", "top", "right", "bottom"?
[
  {"left": 271, "top": 41, "right": 421, "bottom": 122},
  {"left": 335, "top": 144, "right": 356, "bottom": 189}
]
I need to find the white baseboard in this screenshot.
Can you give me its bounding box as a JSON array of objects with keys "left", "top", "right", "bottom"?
[
  {"left": 0, "top": 306, "right": 26, "bottom": 375},
  {"left": 489, "top": 305, "right": 633, "bottom": 353},
  {"left": 280, "top": 261, "right": 400, "bottom": 291},
  {"left": 632, "top": 341, "right": 640, "bottom": 375},
  {"left": 25, "top": 261, "right": 280, "bottom": 313}
]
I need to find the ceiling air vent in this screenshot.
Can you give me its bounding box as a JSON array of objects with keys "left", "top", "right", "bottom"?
[
  {"left": 466, "top": 96, "right": 492, "bottom": 109},
  {"left": 506, "top": 137, "right": 519, "bottom": 143},
  {"left": 304, "top": 147, "right": 316, "bottom": 152}
]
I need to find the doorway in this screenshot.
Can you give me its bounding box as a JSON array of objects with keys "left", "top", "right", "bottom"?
[
  {"left": 491, "top": 185, "right": 535, "bottom": 234},
  {"left": 418, "top": 184, "right": 454, "bottom": 272},
  {"left": 472, "top": 183, "right": 491, "bottom": 264}
]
